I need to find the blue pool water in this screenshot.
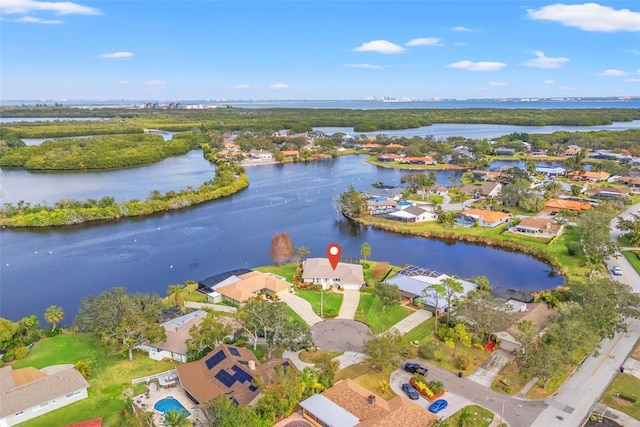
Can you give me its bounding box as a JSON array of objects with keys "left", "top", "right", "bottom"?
[{"left": 153, "top": 396, "right": 191, "bottom": 417}]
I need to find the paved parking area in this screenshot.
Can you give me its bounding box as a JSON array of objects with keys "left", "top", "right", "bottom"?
[{"left": 310, "top": 319, "right": 372, "bottom": 352}]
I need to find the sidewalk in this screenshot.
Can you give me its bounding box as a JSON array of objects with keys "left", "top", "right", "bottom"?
[
  {"left": 337, "top": 289, "right": 360, "bottom": 319},
  {"left": 280, "top": 293, "right": 322, "bottom": 326},
  {"left": 282, "top": 350, "right": 315, "bottom": 371},
  {"left": 386, "top": 309, "right": 432, "bottom": 334}
]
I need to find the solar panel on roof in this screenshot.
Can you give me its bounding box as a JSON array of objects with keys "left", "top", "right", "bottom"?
[
  {"left": 228, "top": 347, "right": 240, "bottom": 356},
  {"left": 215, "top": 370, "right": 236, "bottom": 388},
  {"left": 282, "top": 361, "right": 290, "bottom": 367},
  {"left": 215, "top": 365, "right": 257, "bottom": 390},
  {"left": 205, "top": 350, "right": 226, "bottom": 370}
]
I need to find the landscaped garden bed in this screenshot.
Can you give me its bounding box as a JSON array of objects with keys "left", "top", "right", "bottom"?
[{"left": 409, "top": 374, "right": 445, "bottom": 402}]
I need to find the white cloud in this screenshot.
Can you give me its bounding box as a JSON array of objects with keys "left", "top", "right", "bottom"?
[
  {"left": 344, "top": 63, "right": 382, "bottom": 69},
  {"left": 599, "top": 69, "right": 626, "bottom": 76},
  {"left": 145, "top": 80, "right": 167, "bottom": 87},
  {"left": 446, "top": 60, "right": 506, "bottom": 71},
  {"left": 231, "top": 84, "right": 251, "bottom": 89},
  {"left": 15, "top": 15, "right": 61, "bottom": 23},
  {"left": 406, "top": 38, "right": 442, "bottom": 46},
  {"left": 524, "top": 51, "right": 570, "bottom": 68},
  {"left": 100, "top": 51, "right": 134, "bottom": 59},
  {"left": 527, "top": 3, "right": 640, "bottom": 32},
  {"left": 353, "top": 40, "right": 405, "bottom": 54},
  {"left": 489, "top": 81, "right": 506, "bottom": 86},
  {"left": 1, "top": 0, "right": 101, "bottom": 15},
  {"left": 626, "top": 78, "right": 640, "bottom": 82},
  {"left": 270, "top": 83, "right": 289, "bottom": 90},
  {"left": 544, "top": 79, "right": 555, "bottom": 84},
  {"left": 451, "top": 26, "right": 477, "bottom": 32}
]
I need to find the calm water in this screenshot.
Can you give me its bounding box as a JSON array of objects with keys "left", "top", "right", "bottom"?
[{"left": 0, "top": 156, "right": 564, "bottom": 322}]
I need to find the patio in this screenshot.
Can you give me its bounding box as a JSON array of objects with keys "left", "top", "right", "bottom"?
[{"left": 133, "top": 380, "right": 205, "bottom": 426}]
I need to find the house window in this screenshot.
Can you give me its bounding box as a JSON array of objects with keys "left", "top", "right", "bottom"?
[
  {"left": 35, "top": 402, "right": 49, "bottom": 411},
  {"left": 15, "top": 411, "right": 24, "bottom": 417},
  {"left": 66, "top": 390, "right": 81, "bottom": 398}
]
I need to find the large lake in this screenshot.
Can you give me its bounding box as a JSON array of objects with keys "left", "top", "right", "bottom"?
[{"left": 3, "top": 118, "right": 638, "bottom": 322}]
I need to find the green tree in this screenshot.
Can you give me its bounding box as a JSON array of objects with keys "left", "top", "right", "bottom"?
[
  {"left": 205, "top": 395, "right": 264, "bottom": 427},
  {"left": 166, "top": 284, "right": 184, "bottom": 308},
  {"left": 186, "top": 311, "right": 232, "bottom": 361},
  {"left": 474, "top": 276, "right": 492, "bottom": 292},
  {"left": 374, "top": 282, "right": 401, "bottom": 311},
  {"left": 576, "top": 209, "right": 618, "bottom": 276},
  {"left": 44, "top": 305, "right": 64, "bottom": 332},
  {"left": 295, "top": 246, "right": 310, "bottom": 262},
  {"left": 618, "top": 213, "right": 640, "bottom": 247},
  {"left": 362, "top": 329, "right": 405, "bottom": 370},
  {"left": 360, "top": 242, "right": 372, "bottom": 262},
  {"left": 458, "top": 406, "right": 474, "bottom": 427},
  {"left": 315, "top": 352, "right": 339, "bottom": 389},
  {"left": 162, "top": 409, "right": 191, "bottom": 427},
  {"left": 442, "top": 278, "right": 464, "bottom": 325},
  {"left": 455, "top": 291, "right": 517, "bottom": 344},
  {"left": 336, "top": 185, "right": 367, "bottom": 217},
  {"left": 256, "top": 365, "right": 304, "bottom": 423},
  {"left": 74, "top": 287, "right": 166, "bottom": 360},
  {"left": 422, "top": 283, "right": 446, "bottom": 335},
  {"left": 74, "top": 360, "right": 92, "bottom": 379},
  {"left": 447, "top": 323, "right": 472, "bottom": 357},
  {"left": 0, "top": 318, "right": 21, "bottom": 352}
]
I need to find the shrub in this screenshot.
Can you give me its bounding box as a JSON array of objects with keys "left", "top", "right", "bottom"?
[
  {"left": 418, "top": 342, "right": 437, "bottom": 359},
  {"left": 616, "top": 392, "right": 637, "bottom": 403},
  {"left": 75, "top": 360, "right": 92, "bottom": 379},
  {"left": 455, "top": 355, "right": 471, "bottom": 371},
  {"left": 565, "top": 241, "right": 581, "bottom": 256},
  {"left": 323, "top": 308, "right": 338, "bottom": 318},
  {"left": 429, "top": 380, "right": 444, "bottom": 394}
]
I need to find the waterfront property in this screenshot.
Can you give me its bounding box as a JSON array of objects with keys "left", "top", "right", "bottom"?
[
  {"left": 301, "top": 258, "right": 365, "bottom": 290},
  {"left": 458, "top": 209, "right": 511, "bottom": 228},
  {"left": 136, "top": 310, "right": 207, "bottom": 363},
  {"left": 543, "top": 198, "right": 593, "bottom": 212},
  {"left": 0, "top": 364, "right": 90, "bottom": 427},
  {"left": 460, "top": 182, "right": 502, "bottom": 198},
  {"left": 494, "top": 302, "right": 557, "bottom": 354},
  {"left": 299, "top": 379, "right": 437, "bottom": 427},
  {"left": 197, "top": 269, "right": 292, "bottom": 306},
  {"left": 388, "top": 204, "right": 438, "bottom": 223},
  {"left": 176, "top": 344, "right": 295, "bottom": 407},
  {"left": 386, "top": 265, "right": 477, "bottom": 311},
  {"left": 511, "top": 217, "right": 564, "bottom": 238}
]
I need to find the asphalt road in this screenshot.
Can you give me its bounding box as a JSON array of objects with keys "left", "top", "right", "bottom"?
[
  {"left": 530, "top": 201, "right": 640, "bottom": 427},
  {"left": 390, "top": 360, "right": 547, "bottom": 427}
]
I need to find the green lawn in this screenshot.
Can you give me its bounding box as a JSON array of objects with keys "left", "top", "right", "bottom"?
[
  {"left": 447, "top": 405, "right": 495, "bottom": 427},
  {"left": 12, "top": 334, "right": 177, "bottom": 427},
  {"left": 600, "top": 373, "right": 640, "bottom": 420},
  {"left": 404, "top": 317, "right": 435, "bottom": 344},
  {"left": 354, "top": 294, "right": 412, "bottom": 333},
  {"left": 623, "top": 250, "right": 640, "bottom": 275},
  {"left": 255, "top": 262, "right": 300, "bottom": 282},
  {"left": 283, "top": 304, "right": 306, "bottom": 325},
  {"left": 296, "top": 289, "right": 343, "bottom": 318}
]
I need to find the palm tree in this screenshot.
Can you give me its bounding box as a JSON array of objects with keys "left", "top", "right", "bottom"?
[
  {"left": 162, "top": 409, "right": 191, "bottom": 427},
  {"left": 166, "top": 284, "right": 185, "bottom": 308},
  {"left": 458, "top": 406, "right": 474, "bottom": 427},
  {"left": 44, "top": 305, "right": 64, "bottom": 332}
]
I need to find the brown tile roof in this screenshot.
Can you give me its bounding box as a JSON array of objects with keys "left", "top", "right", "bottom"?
[
  {"left": 569, "top": 171, "right": 611, "bottom": 181},
  {"left": 176, "top": 344, "right": 295, "bottom": 406},
  {"left": 460, "top": 182, "right": 500, "bottom": 196},
  {"left": 384, "top": 143, "right": 405, "bottom": 149},
  {"left": 544, "top": 199, "right": 593, "bottom": 211},
  {"left": 504, "top": 303, "right": 557, "bottom": 337},
  {"left": 215, "top": 271, "right": 291, "bottom": 303},
  {"left": 150, "top": 310, "right": 207, "bottom": 355},
  {"left": 517, "top": 217, "right": 560, "bottom": 232},
  {"left": 322, "top": 379, "right": 437, "bottom": 427},
  {"left": 0, "top": 364, "right": 90, "bottom": 418},
  {"left": 301, "top": 258, "right": 365, "bottom": 285},
  {"left": 462, "top": 209, "right": 510, "bottom": 224}
]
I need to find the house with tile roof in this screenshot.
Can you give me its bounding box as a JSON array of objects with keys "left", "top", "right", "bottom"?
[
  {"left": 460, "top": 182, "right": 502, "bottom": 198},
  {"left": 136, "top": 310, "right": 208, "bottom": 362},
  {"left": 494, "top": 302, "right": 557, "bottom": 354},
  {"left": 0, "top": 364, "right": 90, "bottom": 427},
  {"left": 301, "top": 258, "right": 365, "bottom": 291},
  {"left": 568, "top": 171, "right": 611, "bottom": 182},
  {"left": 299, "top": 378, "right": 437, "bottom": 427},
  {"left": 543, "top": 199, "right": 593, "bottom": 212},
  {"left": 213, "top": 271, "right": 293, "bottom": 306},
  {"left": 459, "top": 209, "right": 511, "bottom": 228},
  {"left": 388, "top": 204, "right": 437, "bottom": 222},
  {"left": 512, "top": 217, "right": 563, "bottom": 238},
  {"left": 176, "top": 344, "right": 295, "bottom": 407}
]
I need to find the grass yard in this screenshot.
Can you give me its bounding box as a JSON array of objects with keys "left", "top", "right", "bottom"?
[
  {"left": 283, "top": 304, "right": 307, "bottom": 325},
  {"left": 354, "top": 294, "right": 412, "bottom": 333},
  {"left": 492, "top": 361, "right": 531, "bottom": 395},
  {"left": 296, "top": 289, "right": 343, "bottom": 318},
  {"left": 255, "top": 262, "right": 300, "bottom": 282},
  {"left": 600, "top": 373, "right": 640, "bottom": 420},
  {"left": 526, "top": 365, "right": 575, "bottom": 399},
  {"left": 12, "top": 334, "right": 176, "bottom": 427},
  {"left": 623, "top": 250, "right": 640, "bottom": 275},
  {"left": 631, "top": 341, "right": 640, "bottom": 361},
  {"left": 298, "top": 349, "right": 343, "bottom": 363},
  {"left": 404, "top": 317, "right": 435, "bottom": 344},
  {"left": 447, "top": 405, "right": 495, "bottom": 427},
  {"left": 333, "top": 360, "right": 397, "bottom": 400}
]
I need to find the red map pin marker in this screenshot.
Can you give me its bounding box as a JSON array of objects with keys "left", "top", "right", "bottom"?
[{"left": 326, "top": 243, "right": 342, "bottom": 270}]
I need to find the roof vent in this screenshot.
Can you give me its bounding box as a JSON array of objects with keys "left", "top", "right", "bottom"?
[{"left": 248, "top": 360, "right": 256, "bottom": 371}]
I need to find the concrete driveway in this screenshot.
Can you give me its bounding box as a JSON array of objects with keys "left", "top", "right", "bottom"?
[
  {"left": 389, "top": 368, "right": 474, "bottom": 421},
  {"left": 280, "top": 293, "right": 322, "bottom": 326},
  {"left": 467, "top": 349, "right": 515, "bottom": 387}
]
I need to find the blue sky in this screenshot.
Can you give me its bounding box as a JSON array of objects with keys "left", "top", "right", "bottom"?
[{"left": 1, "top": 0, "right": 639, "bottom": 101}]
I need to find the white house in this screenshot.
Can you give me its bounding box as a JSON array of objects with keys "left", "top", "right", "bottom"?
[
  {"left": 388, "top": 204, "right": 437, "bottom": 223},
  {"left": 385, "top": 265, "right": 477, "bottom": 311},
  {"left": 137, "top": 310, "right": 207, "bottom": 363},
  {"left": 0, "top": 364, "right": 90, "bottom": 427},
  {"left": 301, "top": 258, "right": 365, "bottom": 290}
]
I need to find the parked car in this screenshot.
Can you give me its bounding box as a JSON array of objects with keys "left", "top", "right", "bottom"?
[
  {"left": 612, "top": 266, "right": 623, "bottom": 276},
  {"left": 428, "top": 399, "right": 448, "bottom": 413},
  {"left": 401, "top": 383, "right": 420, "bottom": 400},
  {"left": 404, "top": 362, "right": 428, "bottom": 376}
]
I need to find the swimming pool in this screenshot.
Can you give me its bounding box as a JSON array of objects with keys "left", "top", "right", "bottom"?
[{"left": 153, "top": 396, "right": 191, "bottom": 417}]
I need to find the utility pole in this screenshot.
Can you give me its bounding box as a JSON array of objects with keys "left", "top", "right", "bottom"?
[{"left": 320, "top": 284, "right": 324, "bottom": 318}]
